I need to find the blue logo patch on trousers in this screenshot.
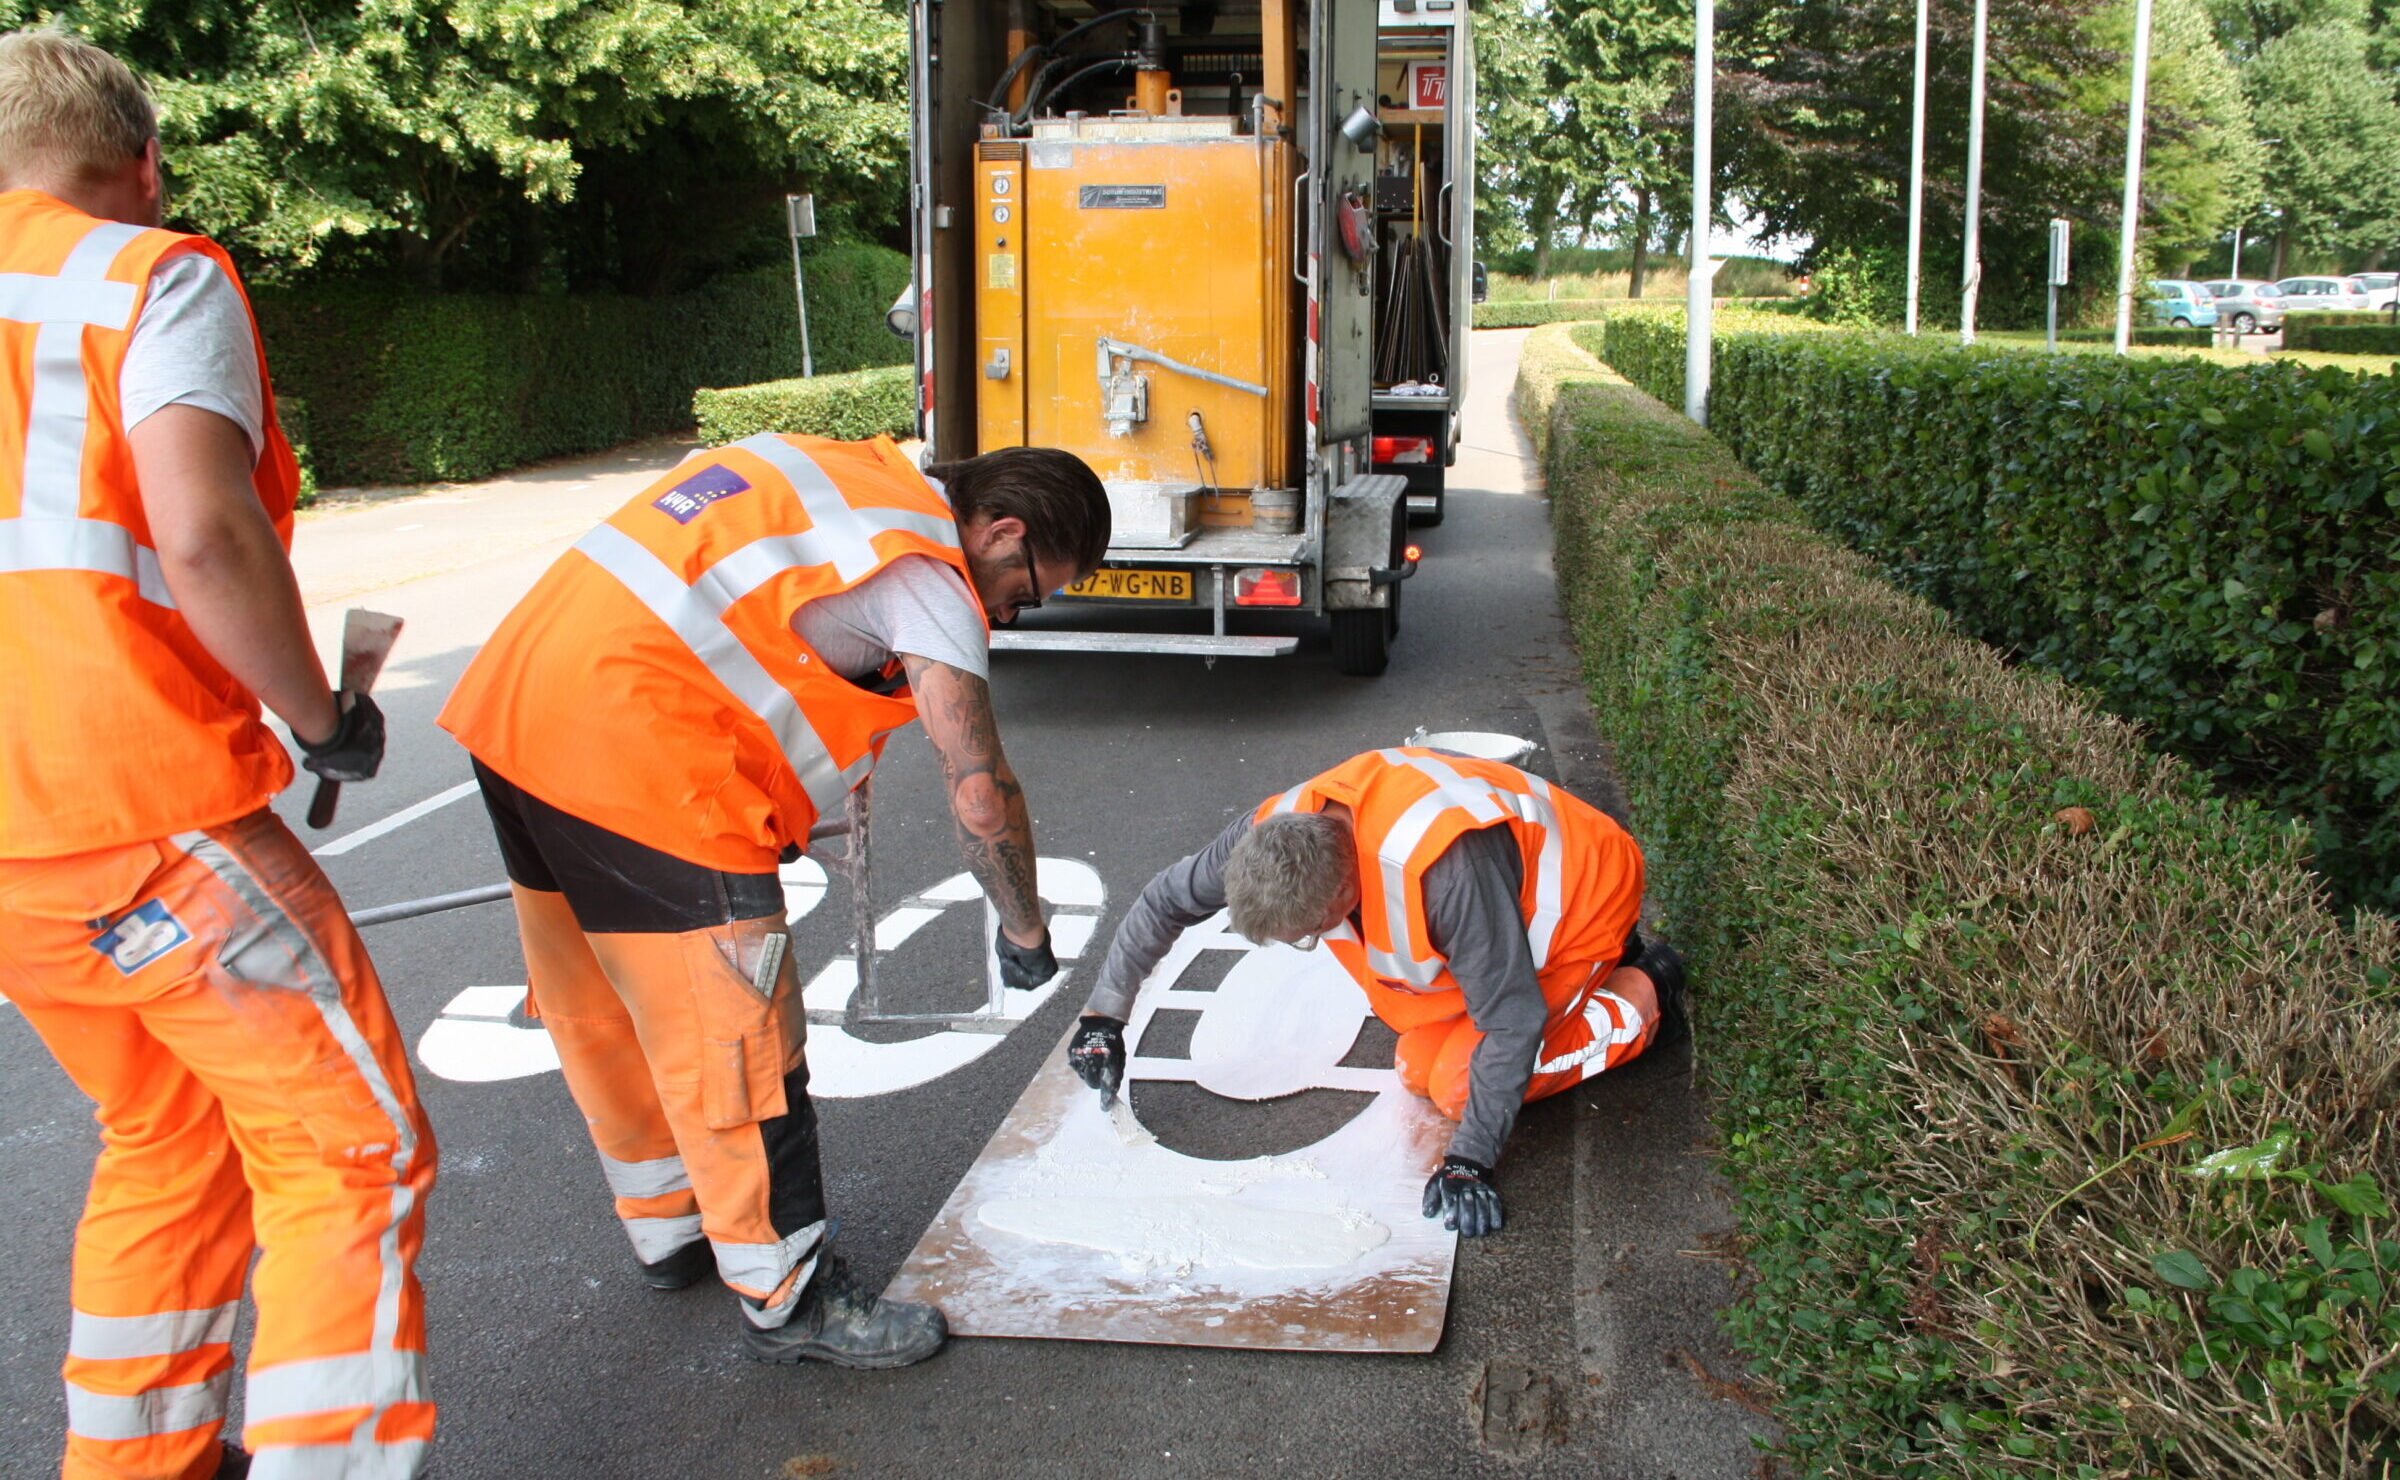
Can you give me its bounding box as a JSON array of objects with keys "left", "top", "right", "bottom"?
[{"left": 89, "top": 900, "right": 192, "bottom": 976}]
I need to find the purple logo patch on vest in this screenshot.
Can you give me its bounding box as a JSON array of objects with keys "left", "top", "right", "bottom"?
[{"left": 652, "top": 463, "right": 752, "bottom": 524}]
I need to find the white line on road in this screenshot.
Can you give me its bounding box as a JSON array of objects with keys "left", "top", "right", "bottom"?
[{"left": 314, "top": 780, "right": 478, "bottom": 857}]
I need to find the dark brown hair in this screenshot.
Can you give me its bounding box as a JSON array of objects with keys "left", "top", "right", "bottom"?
[{"left": 927, "top": 447, "right": 1111, "bottom": 576}]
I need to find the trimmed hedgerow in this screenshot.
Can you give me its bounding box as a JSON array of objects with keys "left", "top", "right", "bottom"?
[
  {"left": 1518, "top": 321, "right": 2400, "bottom": 1477},
  {"left": 1474, "top": 298, "right": 1623, "bottom": 329},
  {"left": 692, "top": 365, "right": 916, "bottom": 446},
  {"left": 255, "top": 244, "right": 910, "bottom": 487},
  {"left": 1602, "top": 312, "right": 2400, "bottom": 917},
  {"left": 2283, "top": 321, "right": 2400, "bottom": 355}
]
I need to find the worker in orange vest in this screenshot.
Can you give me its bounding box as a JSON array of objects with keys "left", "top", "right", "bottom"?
[
  {"left": 0, "top": 28, "right": 437, "bottom": 1480},
  {"left": 1068, "top": 748, "right": 1686, "bottom": 1238},
  {"left": 438, "top": 434, "right": 1109, "bottom": 1367}
]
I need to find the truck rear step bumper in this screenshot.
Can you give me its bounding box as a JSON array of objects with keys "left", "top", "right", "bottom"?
[{"left": 990, "top": 632, "right": 1300, "bottom": 658}]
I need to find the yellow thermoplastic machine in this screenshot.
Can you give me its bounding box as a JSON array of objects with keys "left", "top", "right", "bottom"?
[{"left": 903, "top": 1, "right": 1474, "bottom": 675}]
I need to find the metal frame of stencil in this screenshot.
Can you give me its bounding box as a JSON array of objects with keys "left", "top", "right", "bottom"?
[{"left": 888, "top": 912, "right": 1457, "bottom": 1353}]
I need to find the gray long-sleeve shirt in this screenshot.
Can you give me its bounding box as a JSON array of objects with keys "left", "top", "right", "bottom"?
[{"left": 1082, "top": 814, "right": 1547, "bottom": 1168}]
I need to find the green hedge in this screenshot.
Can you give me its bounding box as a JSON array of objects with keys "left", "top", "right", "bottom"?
[
  {"left": 1521, "top": 322, "right": 2400, "bottom": 1477},
  {"left": 1473, "top": 298, "right": 1623, "bottom": 329},
  {"left": 1572, "top": 309, "right": 1846, "bottom": 414},
  {"left": 1603, "top": 311, "right": 2400, "bottom": 914},
  {"left": 256, "top": 243, "right": 910, "bottom": 488},
  {"left": 2283, "top": 320, "right": 2400, "bottom": 355},
  {"left": 692, "top": 365, "right": 916, "bottom": 446}
]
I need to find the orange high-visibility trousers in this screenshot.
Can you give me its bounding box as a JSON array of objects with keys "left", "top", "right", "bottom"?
[
  {"left": 509, "top": 886, "right": 826, "bottom": 1323},
  {"left": 0, "top": 810, "right": 436, "bottom": 1480},
  {"left": 1394, "top": 961, "right": 1663, "bottom": 1121}
]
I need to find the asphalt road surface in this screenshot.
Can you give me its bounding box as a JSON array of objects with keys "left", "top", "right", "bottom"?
[{"left": 0, "top": 331, "right": 1773, "bottom": 1479}]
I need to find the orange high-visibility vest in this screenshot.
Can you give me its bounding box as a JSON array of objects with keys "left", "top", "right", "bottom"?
[
  {"left": 0, "top": 191, "right": 303, "bottom": 858},
  {"left": 440, "top": 433, "right": 984, "bottom": 872},
  {"left": 1255, "top": 749, "right": 1645, "bottom": 1033}
]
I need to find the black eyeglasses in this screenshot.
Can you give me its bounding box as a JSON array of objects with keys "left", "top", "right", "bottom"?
[{"left": 1016, "top": 540, "right": 1044, "bottom": 614}]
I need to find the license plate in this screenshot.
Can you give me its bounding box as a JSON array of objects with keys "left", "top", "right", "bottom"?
[{"left": 1062, "top": 567, "right": 1192, "bottom": 602}]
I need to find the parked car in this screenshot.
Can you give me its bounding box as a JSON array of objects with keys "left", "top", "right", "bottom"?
[
  {"left": 2201, "top": 279, "right": 2286, "bottom": 333},
  {"left": 2352, "top": 272, "right": 2398, "bottom": 310},
  {"left": 2146, "top": 280, "right": 2219, "bottom": 328},
  {"left": 2275, "top": 275, "right": 2372, "bottom": 312}
]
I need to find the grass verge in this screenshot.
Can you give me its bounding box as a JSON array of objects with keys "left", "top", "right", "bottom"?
[{"left": 1518, "top": 322, "right": 2400, "bottom": 1478}]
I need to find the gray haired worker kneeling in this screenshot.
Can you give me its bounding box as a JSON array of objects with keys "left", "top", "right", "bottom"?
[{"left": 1067, "top": 748, "right": 1686, "bottom": 1237}]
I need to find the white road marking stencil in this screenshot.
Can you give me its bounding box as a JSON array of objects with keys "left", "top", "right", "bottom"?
[
  {"left": 412, "top": 854, "right": 1104, "bottom": 1100},
  {"left": 888, "top": 912, "right": 1458, "bottom": 1353}
]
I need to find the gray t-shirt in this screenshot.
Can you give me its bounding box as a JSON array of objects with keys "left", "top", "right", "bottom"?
[
  {"left": 791, "top": 553, "right": 988, "bottom": 681},
  {"left": 120, "top": 249, "right": 266, "bottom": 458},
  {"left": 1083, "top": 813, "right": 1551, "bottom": 1169}
]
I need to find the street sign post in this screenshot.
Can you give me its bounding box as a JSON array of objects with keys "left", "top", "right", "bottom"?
[
  {"left": 2048, "top": 218, "right": 2071, "bottom": 351},
  {"left": 787, "top": 193, "right": 818, "bottom": 378}
]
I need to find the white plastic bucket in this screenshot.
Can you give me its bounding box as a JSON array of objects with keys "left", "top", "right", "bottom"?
[{"left": 1403, "top": 729, "right": 1538, "bottom": 764}]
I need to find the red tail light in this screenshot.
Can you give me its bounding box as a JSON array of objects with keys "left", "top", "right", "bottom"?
[
  {"left": 1232, "top": 567, "right": 1304, "bottom": 607},
  {"left": 1403, "top": 544, "right": 1422, "bottom": 563},
  {"left": 1371, "top": 435, "right": 1435, "bottom": 465}
]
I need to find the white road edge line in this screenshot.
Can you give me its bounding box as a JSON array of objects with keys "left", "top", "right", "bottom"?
[{"left": 313, "top": 780, "right": 478, "bottom": 858}]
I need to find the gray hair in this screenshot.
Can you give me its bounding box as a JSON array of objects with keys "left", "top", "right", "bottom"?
[
  {"left": 1225, "top": 813, "right": 1356, "bottom": 944},
  {"left": 0, "top": 28, "right": 155, "bottom": 191}
]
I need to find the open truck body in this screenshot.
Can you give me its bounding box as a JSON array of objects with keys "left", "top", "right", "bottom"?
[{"left": 902, "top": 0, "right": 1474, "bottom": 674}]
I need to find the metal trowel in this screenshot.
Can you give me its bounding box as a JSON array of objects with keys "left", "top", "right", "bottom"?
[{"left": 305, "top": 608, "right": 403, "bottom": 830}]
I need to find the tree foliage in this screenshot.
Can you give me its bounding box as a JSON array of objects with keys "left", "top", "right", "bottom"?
[
  {"left": 2247, "top": 20, "right": 2400, "bottom": 260},
  {"left": 7, "top": 0, "right": 910, "bottom": 291},
  {"left": 1473, "top": 0, "right": 1690, "bottom": 280}
]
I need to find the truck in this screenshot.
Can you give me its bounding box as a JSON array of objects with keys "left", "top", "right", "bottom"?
[{"left": 894, "top": 0, "right": 1476, "bottom": 675}]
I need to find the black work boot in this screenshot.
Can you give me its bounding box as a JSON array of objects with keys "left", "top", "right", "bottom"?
[
  {"left": 742, "top": 1252, "right": 947, "bottom": 1369},
  {"left": 214, "top": 1441, "right": 252, "bottom": 1479},
  {"left": 639, "top": 1238, "right": 715, "bottom": 1291},
  {"left": 1632, "top": 938, "right": 1689, "bottom": 1052}
]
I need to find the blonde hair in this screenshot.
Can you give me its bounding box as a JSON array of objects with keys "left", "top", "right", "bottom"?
[
  {"left": 0, "top": 27, "right": 155, "bottom": 191},
  {"left": 1225, "top": 813, "right": 1356, "bottom": 944}
]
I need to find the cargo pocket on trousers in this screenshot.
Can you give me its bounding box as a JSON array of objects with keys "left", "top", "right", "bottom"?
[
  {"left": 691, "top": 922, "right": 794, "bottom": 1131},
  {"left": 211, "top": 899, "right": 400, "bottom": 1168}
]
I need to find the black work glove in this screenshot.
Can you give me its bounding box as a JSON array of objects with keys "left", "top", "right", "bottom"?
[
  {"left": 1069, "top": 1015, "right": 1127, "bottom": 1106},
  {"left": 995, "top": 926, "right": 1058, "bottom": 991},
  {"left": 1421, "top": 1155, "right": 1504, "bottom": 1238},
  {"left": 296, "top": 691, "right": 386, "bottom": 783}
]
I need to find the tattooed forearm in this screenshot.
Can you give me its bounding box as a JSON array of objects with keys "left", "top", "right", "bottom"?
[{"left": 905, "top": 657, "right": 1045, "bottom": 941}]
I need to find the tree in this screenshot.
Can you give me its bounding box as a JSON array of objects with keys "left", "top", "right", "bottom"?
[
  {"left": 8, "top": 0, "right": 911, "bottom": 291},
  {"left": 2247, "top": 20, "right": 2400, "bottom": 266},
  {"left": 2082, "top": 0, "right": 2266, "bottom": 271},
  {"left": 1473, "top": 0, "right": 1689, "bottom": 286}
]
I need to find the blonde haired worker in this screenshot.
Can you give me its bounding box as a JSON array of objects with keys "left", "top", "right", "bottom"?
[{"left": 0, "top": 29, "right": 435, "bottom": 1480}]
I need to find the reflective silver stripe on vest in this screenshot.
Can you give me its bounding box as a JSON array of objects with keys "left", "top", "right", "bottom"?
[
  {"left": 6, "top": 220, "right": 177, "bottom": 608},
  {"left": 1363, "top": 749, "right": 1509, "bottom": 987},
  {"left": 598, "top": 1150, "right": 692, "bottom": 1202},
  {"left": 246, "top": 1350, "right": 427, "bottom": 1425},
  {"left": 64, "top": 1371, "right": 229, "bottom": 1442},
  {"left": 572, "top": 439, "right": 966, "bottom": 821},
  {"left": 69, "top": 1302, "right": 238, "bottom": 1362},
  {"left": 18, "top": 221, "right": 147, "bottom": 521},
  {"left": 0, "top": 516, "right": 176, "bottom": 606},
  {"left": 0, "top": 271, "right": 139, "bottom": 327},
  {"left": 731, "top": 434, "right": 962, "bottom": 580},
  {"left": 1362, "top": 750, "right": 1567, "bottom": 988}
]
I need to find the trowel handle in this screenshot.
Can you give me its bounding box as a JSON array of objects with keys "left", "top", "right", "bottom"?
[{"left": 307, "top": 777, "right": 342, "bottom": 830}]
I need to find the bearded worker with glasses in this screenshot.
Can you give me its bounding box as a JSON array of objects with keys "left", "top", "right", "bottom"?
[
  {"left": 1067, "top": 748, "right": 1687, "bottom": 1239},
  {"left": 439, "top": 438, "right": 1106, "bottom": 1368}
]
